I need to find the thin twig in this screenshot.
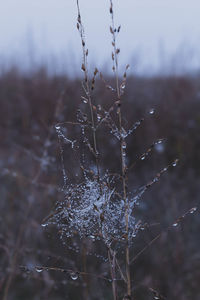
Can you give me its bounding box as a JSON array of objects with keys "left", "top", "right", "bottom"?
[
  {"left": 130, "top": 206, "right": 198, "bottom": 264},
  {"left": 109, "top": 0, "right": 131, "bottom": 296}
]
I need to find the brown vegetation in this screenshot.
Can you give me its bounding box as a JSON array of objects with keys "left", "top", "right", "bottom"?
[{"left": 0, "top": 65, "right": 200, "bottom": 299}]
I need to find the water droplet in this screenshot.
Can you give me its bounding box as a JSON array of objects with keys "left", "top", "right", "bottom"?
[
  {"left": 172, "top": 159, "right": 178, "bottom": 167},
  {"left": 70, "top": 272, "right": 78, "bottom": 280},
  {"left": 149, "top": 108, "right": 155, "bottom": 115},
  {"left": 55, "top": 125, "right": 60, "bottom": 130},
  {"left": 121, "top": 83, "right": 125, "bottom": 90},
  {"left": 82, "top": 115, "right": 87, "bottom": 121},
  {"left": 172, "top": 223, "right": 178, "bottom": 227},
  {"left": 153, "top": 177, "right": 159, "bottom": 183},
  {"left": 190, "top": 207, "right": 197, "bottom": 214},
  {"left": 41, "top": 223, "right": 48, "bottom": 227},
  {"left": 36, "top": 267, "right": 43, "bottom": 273},
  {"left": 157, "top": 139, "right": 163, "bottom": 144},
  {"left": 141, "top": 155, "right": 145, "bottom": 161},
  {"left": 81, "top": 97, "right": 88, "bottom": 104},
  {"left": 154, "top": 297, "right": 160, "bottom": 300},
  {"left": 122, "top": 141, "right": 127, "bottom": 149}
]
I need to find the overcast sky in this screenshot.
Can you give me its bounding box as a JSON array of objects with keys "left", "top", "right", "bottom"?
[{"left": 1, "top": 0, "right": 200, "bottom": 74}]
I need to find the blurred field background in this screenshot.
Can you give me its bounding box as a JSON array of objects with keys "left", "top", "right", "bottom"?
[
  {"left": 1, "top": 67, "right": 200, "bottom": 299},
  {"left": 1, "top": 0, "right": 200, "bottom": 299}
]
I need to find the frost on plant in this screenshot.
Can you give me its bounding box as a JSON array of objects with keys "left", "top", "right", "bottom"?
[
  {"left": 42, "top": 100, "right": 170, "bottom": 252},
  {"left": 43, "top": 115, "right": 176, "bottom": 254},
  {"left": 44, "top": 170, "right": 141, "bottom": 246},
  {"left": 42, "top": 110, "right": 153, "bottom": 248}
]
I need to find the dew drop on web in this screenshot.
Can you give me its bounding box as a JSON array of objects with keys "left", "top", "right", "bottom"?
[
  {"left": 35, "top": 267, "right": 43, "bottom": 273},
  {"left": 70, "top": 272, "right": 78, "bottom": 280},
  {"left": 122, "top": 141, "right": 127, "bottom": 149},
  {"left": 149, "top": 108, "right": 155, "bottom": 115},
  {"left": 55, "top": 125, "right": 61, "bottom": 130},
  {"left": 190, "top": 207, "right": 197, "bottom": 214}
]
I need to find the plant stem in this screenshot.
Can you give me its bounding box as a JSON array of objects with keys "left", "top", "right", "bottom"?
[
  {"left": 109, "top": 0, "right": 131, "bottom": 296},
  {"left": 76, "top": 0, "right": 100, "bottom": 183},
  {"left": 108, "top": 249, "right": 117, "bottom": 300}
]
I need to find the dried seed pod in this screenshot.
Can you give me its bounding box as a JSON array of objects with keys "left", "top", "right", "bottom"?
[
  {"left": 81, "top": 64, "right": 86, "bottom": 71},
  {"left": 116, "top": 48, "right": 120, "bottom": 54},
  {"left": 94, "top": 68, "right": 98, "bottom": 76}
]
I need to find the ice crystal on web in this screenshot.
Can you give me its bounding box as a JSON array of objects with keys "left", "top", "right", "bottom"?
[
  {"left": 41, "top": 117, "right": 155, "bottom": 247},
  {"left": 44, "top": 175, "right": 140, "bottom": 246},
  {"left": 42, "top": 113, "right": 174, "bottom": 249}
]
